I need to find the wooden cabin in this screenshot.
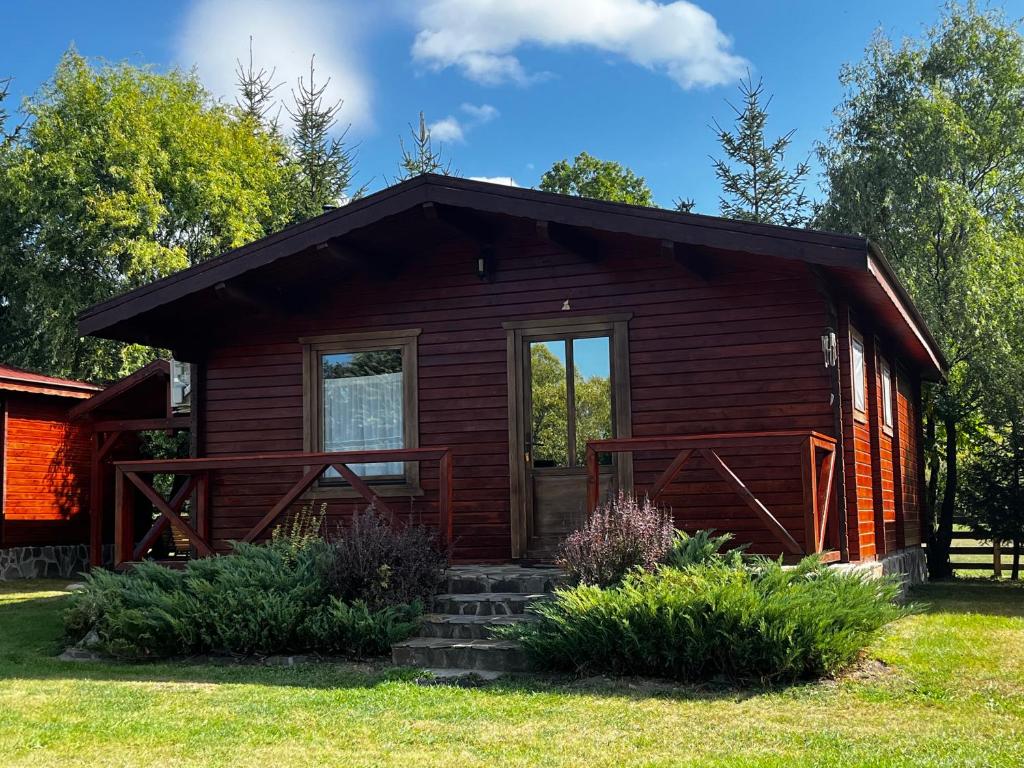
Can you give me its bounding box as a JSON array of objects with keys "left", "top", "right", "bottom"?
[
  {"left": 76, "top": 176, "right": 945, "bottom": 578},
  {"left": 0, "top": 364, "right": 100, "bottom": 578}
]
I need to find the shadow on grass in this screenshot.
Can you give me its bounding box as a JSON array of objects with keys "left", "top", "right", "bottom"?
[{"left": 908, "top": 579, "right": 1024, "bottom": 618}]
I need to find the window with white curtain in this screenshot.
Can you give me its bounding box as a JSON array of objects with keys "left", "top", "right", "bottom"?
[
  {"left": 302, "top": 329, "right": 420, "bottom": 492},
  {"left": 322, "top": 349, "right": 404, "bottom": 477}
]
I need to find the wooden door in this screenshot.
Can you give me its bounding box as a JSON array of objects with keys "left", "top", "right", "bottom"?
[{"left": 522, "top": 332, "right": 616, "bottom": 559}]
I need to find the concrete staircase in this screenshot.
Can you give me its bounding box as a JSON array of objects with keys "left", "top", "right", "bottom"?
[{"left": 391, "top": 565, "right": 564, "bottom": 679}]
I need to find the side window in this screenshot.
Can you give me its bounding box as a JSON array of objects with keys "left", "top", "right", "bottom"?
[
  {"left": 851, "top": 332, "right": 867, "bottom": 419},
  {"left": 880, "top": 359, "right": 894, "bottom": 434}
]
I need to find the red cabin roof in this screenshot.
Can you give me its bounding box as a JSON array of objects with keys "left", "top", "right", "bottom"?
[{"left": 0, "top": 364, "right": 102, "bottom": 400}]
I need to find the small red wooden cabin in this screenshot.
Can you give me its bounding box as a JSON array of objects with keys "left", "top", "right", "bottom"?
[
  {"left": 77, "top": 176, "right": 945, "bottom": 578},
  {"left": 0, "top": 365, "right": 100, "bottom": 576}
]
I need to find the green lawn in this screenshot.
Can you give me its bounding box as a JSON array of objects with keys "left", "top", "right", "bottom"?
[{"left": 1, "top": 579, "right": 1022, "bottom": 767}]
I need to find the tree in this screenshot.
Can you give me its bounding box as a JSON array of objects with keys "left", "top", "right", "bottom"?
[
  {"left": 397, "top": 111, "right": 452, "bottom": 180},
  {"left": 817, "top": 3, "right": 1024, "bottom": 577},
  {"left": 539, "top": 152, "right": 654, "bottom": 206},
  {"left": 235, "top": 37, "right": 282, "bottom": 129},
  {"left": 710, "top": 75, "right": 810, "bottom": 226},
  {"left": 286, "top": 57, "right": 359, "bottom": 221},
  {"left": 529, "top": 344, "right": 611, "bottom": 467},
  {"left": 0, "top": 50, "right": 296, "bottom": 381}
]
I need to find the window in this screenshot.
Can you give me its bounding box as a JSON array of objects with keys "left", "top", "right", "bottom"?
[
  {"left": 880, "top": 359, "right": 894, "bottom": 433},
  {"left": 851, "top": 333, "right": 866, "bottom": 418},
  {"left": 302, "top": 329, "right": 420, "bottom": 495}
]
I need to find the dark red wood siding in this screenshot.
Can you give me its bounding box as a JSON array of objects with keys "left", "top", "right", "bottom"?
[
  {"left": 1, "top": 394, "right": 91, "bottom": 547},
  {"left": 200, "top": 233, "right": 838, "bottom": 561}
]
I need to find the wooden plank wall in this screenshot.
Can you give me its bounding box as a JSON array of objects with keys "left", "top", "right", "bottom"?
[
  {"left": 869, "top": 341, "right": 898, "bottom": 554},
  {"left": 896, "top": 372, "right": 923, "bottom": 546},
  {"left": 1, "top": 395, "right": 91, "bottom": 547},
  {"left": 838, "top": 310, "right": 874, "bottom": 561},
  {"left": 840, "top": 309, "right": 926, "bottom": 561},
  {"left": 201, "top": 230, "right": 839, "bottom": 561}
]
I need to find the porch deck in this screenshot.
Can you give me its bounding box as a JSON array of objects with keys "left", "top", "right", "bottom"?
[{"left": 106, "top": 430, "right": 842, "bottom": 569}]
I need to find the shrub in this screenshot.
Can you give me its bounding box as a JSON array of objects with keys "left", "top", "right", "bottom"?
[
  {"left": 327, "top": 506, "right": 446, "bottom": 609},
  {"left": 300, "top": 598, "right": 422, "bottom": 657},
  {"left": 664, "top": 529, "right": 748, "bottom": 570},
  {"left": 64, "top": 527, "right": 426, "bottom": 660},
  {"left": 505, "top": 557, "right": 909, "bottom": 684},
  {"left": 557, "top": 493, "right": 673, "bottom": 587}
]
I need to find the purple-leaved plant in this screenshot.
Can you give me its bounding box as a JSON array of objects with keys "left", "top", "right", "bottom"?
[{"left": 557, "top": 492, "right": 674, "bottom": 587}]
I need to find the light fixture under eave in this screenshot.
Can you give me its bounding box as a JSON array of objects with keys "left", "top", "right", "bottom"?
[{"left": 477, "top": 244, "right": 495, "bottom": 280}]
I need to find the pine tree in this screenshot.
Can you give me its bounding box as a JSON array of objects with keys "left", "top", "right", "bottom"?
[
  {"left": 711, "top": 75, "right": 810, "bottom": 226},
  {"left": 234, "top": 38, "right": 281, "bottom": 129},
  {"left": 286, "top": 56, "right": 358, "bottom": 220},
  {"left": 397, "top": 112, "right": 452, "bottom": 180}
]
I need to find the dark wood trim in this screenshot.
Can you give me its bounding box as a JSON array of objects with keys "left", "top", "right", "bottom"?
[
  {"left": 301, "top": 328, "right": 422, "bottom": 498},
  {"left": 502, "top": 313, "right": 633, "bottom": 331},
  {"left": 91, "top": 416, "right": 192, "bottom": 433}
]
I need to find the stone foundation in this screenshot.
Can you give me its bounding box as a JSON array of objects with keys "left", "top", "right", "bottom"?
[
  {"left": 836, "top": 546, "right": 928, "bottom": 600},
  {"left": 0, "top": 544, "right": 90, "bottom": 581}
]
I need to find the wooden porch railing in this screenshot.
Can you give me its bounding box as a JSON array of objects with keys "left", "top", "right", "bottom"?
[
  {"left": 112, "top": 448, "right": 454, "bottom": 568},
  {"left": 585, "top": 430, "right": 840, "bottom": 561}
]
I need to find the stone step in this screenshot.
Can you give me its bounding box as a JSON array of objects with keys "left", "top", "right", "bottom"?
[
  {"left": 443, "top": 565, "right": 565, "bottom": 595},
  {"left": 392, "top": 637, "right": 529, "bottom": 673},
  {"left": 418, "top": 613, "right": 537, "bottom": 640},
  {"left": 432, "top": 591, "right": 551, "bottom": 616}
]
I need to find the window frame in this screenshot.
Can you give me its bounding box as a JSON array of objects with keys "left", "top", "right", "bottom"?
[
  {"left": 850, "top": 329, "right": 867, "bottom": 422},
  {"left": 301, "top": 329, "right": 421, "bottom": 498},
  {"left": 880, "top": 357, "right": 894, "bottom": 436}
]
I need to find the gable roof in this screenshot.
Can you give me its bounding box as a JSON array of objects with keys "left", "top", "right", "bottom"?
[
  {"left": 68, "top": 359, "right": 169, "bottom": 419},
  {"left": 77, "top": 174, "right": 946, "bottom": 379},
  {"left": 0, "top": 363, "right": 102, "bottom": 400}
]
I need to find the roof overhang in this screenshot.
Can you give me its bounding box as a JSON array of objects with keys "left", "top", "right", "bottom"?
[
  {"left": 77, "top": 175, "right": 947, "bottom": 381},
  {"left": 0, "top": 371, "right": 102, "bottom": 400}
]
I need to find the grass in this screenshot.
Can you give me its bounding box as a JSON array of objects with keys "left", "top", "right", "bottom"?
[{"left": 1, "top": 579, "right": 1022, "bottom": 767}]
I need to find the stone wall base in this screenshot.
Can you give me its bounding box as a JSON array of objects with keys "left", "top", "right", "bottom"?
[
  {"left": 0, "top": 544, "right": 90, "bottom": 581},
  {"left": 834, "top": 546, "right": 928, "bottom": 600}
]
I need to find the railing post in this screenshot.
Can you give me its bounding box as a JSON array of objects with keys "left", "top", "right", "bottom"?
[
  {"left": 586, "top": 446, "right": 600, "bottom": 514},
  {"left": 800, "top": 437, "right": 818, "bottom": 555},
  {"left": 195, "top": 470, "right": 210, "bottom": 547},
  {"left": 439, "top": 450, "right": 453, "bottom": 550},
  {"left": 113, "top": 467, "right": 134, "bottom": 568}
]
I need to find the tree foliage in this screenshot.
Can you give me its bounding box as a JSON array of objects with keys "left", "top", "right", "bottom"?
[
  {"left": 817, "top": 2, "right": 1024, "bottom": 576},
  {"left": 530, "top": 343, "right": 611, "bottom": 467},
  {"left": 539, "top": 152, "right": 654, "bottom": 206},
  {"left": 711, "top": 75, "right": 810, "bottom": 226},
  {"left": 397, "top": 111, "right": 452, "bottom": 180},
  {"left": 286, "top": 56, "right": 359, "bottom": 220},
  {"left": 0, "top": 50, "right": 297, "bottom": 380}
]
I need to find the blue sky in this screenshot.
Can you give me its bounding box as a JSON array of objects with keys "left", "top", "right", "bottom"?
[{"left": 3, "top": 1, "right": 1013, "bottom": 212}]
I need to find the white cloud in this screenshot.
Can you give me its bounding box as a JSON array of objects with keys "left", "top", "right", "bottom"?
[
  {"left": 429, "top": 103, "right": 500, "bottom": 143},
  {"left": 410, "top": 0, "right": 747, "bottom": 89},
  {"left": 460, "top": 103, "right": 499, "bottom": 123},
  {"left": 429, "top": 116, "right": 465, "bottom": 142},
  {"left": 470, "top": 176, "right": 520, "bottom": 186},
  {"left": 177, "top": 0, "right": 374, "bottom": 131}
]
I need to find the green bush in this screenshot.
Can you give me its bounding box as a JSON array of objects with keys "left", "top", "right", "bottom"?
[
  {"left": 664, "top": 529, "right": 748, "bottom": 569},
  {"left": 64, "top": 535, "right": 423, "bottom": 660},
  {"left": 299, "top": 598, "right": 422, "bottom": 657},
  {"left": 505, "top": 557, "right": 909, "bottom": 684}
]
